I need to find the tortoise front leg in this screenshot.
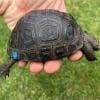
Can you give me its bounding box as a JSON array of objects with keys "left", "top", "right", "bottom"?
[
  {"left": 81, "top": 33, "right": 100, "bottom": 61},
  {"left": 83, "top": 33, "right": 100, "bottom": 50}
]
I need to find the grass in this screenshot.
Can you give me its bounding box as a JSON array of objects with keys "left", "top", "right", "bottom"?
[{"left": 0, "top": 0, "right": 100, "bottom": 100}]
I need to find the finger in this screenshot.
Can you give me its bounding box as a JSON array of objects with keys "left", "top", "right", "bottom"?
[
  {"left": 29, "top": 62, "right": 43, "bottom": 73},
  {"left": 17, "top": 60, "right": 27, "bottom": 68},
  {"left": 68, "top": 50, "right": 83, "bottom": 61},
  {"left": 44, "top": 60, "right": 62, "bottom": 74}
]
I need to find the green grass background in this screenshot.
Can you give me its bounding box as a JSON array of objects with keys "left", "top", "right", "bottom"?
[{"left": 0, "top": 0, "right": 100, "bottom": 100}]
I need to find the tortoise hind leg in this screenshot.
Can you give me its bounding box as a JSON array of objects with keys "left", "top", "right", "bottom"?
[
  {"left": 0, "top": 59, "right": 16, "bottom": 77},
  {"left": 81, "top": 39, "right": 97, "bottom": 61}
]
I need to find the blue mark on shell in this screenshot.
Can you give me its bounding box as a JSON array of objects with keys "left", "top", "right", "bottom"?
[{"left": 11, "top": 51, "right": 20, "bottom": 59}]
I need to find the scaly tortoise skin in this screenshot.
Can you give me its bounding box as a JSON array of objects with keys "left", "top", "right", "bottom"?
[{"left": 0, "top": 9, "right": 100, "bottom": 77}]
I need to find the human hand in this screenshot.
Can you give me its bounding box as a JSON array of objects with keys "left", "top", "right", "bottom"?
[{"left": 0, "top": 0, "right": 83, "bottom": 74}]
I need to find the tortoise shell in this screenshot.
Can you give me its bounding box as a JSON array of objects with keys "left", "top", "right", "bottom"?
[{"left": 8, "top": 9, "right": 83, "bottom": 61}]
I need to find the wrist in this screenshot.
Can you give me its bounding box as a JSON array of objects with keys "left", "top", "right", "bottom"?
[
  {"left": 51, "top": 0, "right": 67, "bottom": 12},
  {"left": 0, "top": 0, "right": 11, "bottom": 15},
  {"left": 38, "top": 0, "right": 67, "bottom": 13},
  {"left": 16, "top": 0, "right": 67, "bottom": 13}
]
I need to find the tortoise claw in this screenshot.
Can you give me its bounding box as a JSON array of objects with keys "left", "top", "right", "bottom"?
[
  {"left": 81, "top": 40, "right": 97, "bottom": 61},
  {"left": 84, "top": 32, "right": 100, "bottom": 50},
  {"left": 82, "top": 32, "right": 100, "bottom": 61}
]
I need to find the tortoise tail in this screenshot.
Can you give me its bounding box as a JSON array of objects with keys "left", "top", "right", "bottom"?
[{"left": 0, "top": 59, "right": 16, "bottom": 77}]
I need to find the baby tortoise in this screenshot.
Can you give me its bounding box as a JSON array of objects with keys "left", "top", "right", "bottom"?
[{"left": 0, "top": 9, "right": 100, "bottom": 77}]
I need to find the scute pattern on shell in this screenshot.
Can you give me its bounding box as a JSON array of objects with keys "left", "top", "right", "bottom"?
[{"left": 8, "top": 9, "right": 83, "bottom": 61}]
